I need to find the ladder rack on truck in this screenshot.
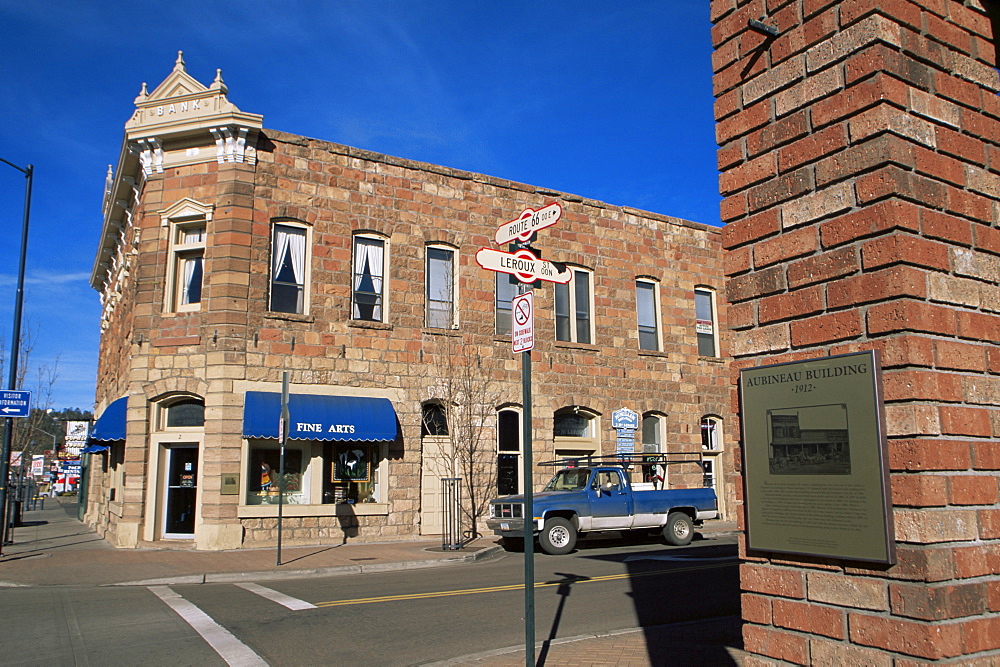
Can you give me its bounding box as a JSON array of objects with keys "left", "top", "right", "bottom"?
[{"left": 537, "top": 453, "right": 707, "bottom": 469}]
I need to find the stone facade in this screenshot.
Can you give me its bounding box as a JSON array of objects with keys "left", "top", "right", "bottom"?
[
  {"left": 84, "top": 54, "right": 732, "bottom": 550},
  {"left": 713, "top": 0, "right": 1000, "bottom": 662}
]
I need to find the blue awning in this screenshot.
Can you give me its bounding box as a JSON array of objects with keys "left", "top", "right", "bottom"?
[
  {"left": 88, "top": 397, "right": 128, "bottom": 442},
  {"left": 242, "top": 392, "right": 399, "bottom": 442},
  {"left": 81, "top": 443, "right": 111, "bottom": 454}
]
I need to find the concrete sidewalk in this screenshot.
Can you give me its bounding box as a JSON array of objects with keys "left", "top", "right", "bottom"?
[
  {"left": 0, "top": 497, "right": 747, "bottom": 665},
  {"left": 0, "top": 496, "right": 500, "bottom": 587}
]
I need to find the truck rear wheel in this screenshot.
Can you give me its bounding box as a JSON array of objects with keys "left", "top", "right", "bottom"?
[
  {"left": 539, "top": 517, "right": 577, "bottom": 555},
  {"left": 663, "top": 512, "right": 694, "bottom": 546}
]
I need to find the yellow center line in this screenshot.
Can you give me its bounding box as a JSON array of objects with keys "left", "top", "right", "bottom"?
[{"left": 313, "top": 561, "right": 735, "bottom": 608}]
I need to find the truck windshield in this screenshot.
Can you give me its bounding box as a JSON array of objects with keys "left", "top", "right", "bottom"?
[{"left": 544, "top": 468, "right": 591, "bottom": 491}]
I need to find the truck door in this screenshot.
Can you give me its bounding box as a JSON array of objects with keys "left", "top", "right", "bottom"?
[{"left": 589, "top": 469, "right": 633, "bottom": 530}]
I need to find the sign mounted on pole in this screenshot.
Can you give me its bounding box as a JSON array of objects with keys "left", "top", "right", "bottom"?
[
  {"left": 511, "top": 291, "right": 534, "bottom": 353},
  {"left": 476, "top": 247, "right": 571, "bottom": 285},
  {"left": 0, "top": 390, "right": 31, "bottom": 417},
  {"left": 495, "top": 202, "right": 563, "bottom": 245}
]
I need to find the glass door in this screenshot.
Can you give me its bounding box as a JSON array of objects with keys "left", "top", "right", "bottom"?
[{"left": 162, "top": 445, "right": 198, "bottom": 538}]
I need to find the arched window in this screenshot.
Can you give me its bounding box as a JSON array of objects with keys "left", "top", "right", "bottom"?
[
  {"left": 553, "top": 406, "right": 599, "bottom": 458},
  {"left": 701, "top": 416, "right": 721, "bottom": 451},
  {"left": 497, "top": 408, "right": 522, "bottom": 495},
  {"left": 421, "top": 402, "right": 449, "bottom": 437}
]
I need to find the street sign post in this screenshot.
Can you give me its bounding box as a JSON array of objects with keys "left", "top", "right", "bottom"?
[
  {"left": 511, "top": 291, "right": 534, "bottom": 353},
  {"left": 475, "top": 247, "right": 571, "bottom": 285},
  {"left": 480, "top": 204, "right": 570, "bottom": 667},
  {"left": 495, "top": 202, "right": 562, "bottom": 245},
  {"left": 0, "top": 391, "right": 31, "bottom": 418}
]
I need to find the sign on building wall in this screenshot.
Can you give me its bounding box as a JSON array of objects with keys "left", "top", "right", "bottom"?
[{"left": 739, "top": 350, "right": 896, "bottom": 564}]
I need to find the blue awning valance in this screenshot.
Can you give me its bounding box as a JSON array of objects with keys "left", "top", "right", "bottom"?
[
  {"left": 88, "top": 397, "right": 128, "bottom": 442},
  {"left": 242, "top": 392, "right": 399, "bottom": 442}
]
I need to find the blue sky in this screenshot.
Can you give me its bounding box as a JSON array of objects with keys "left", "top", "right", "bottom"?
[{"left": 0, "top": 1, "right": 720, "bottom": 411}]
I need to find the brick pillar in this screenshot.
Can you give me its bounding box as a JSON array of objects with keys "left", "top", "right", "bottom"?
[{"left": 712, "top": 0, "right": 1000, "bottom": 662}]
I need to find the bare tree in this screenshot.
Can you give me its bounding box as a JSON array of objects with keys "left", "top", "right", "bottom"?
[
  {"left": 0, "top": 325, "right": 61, "bottom": 457},
  {"left": 422, "top": 338, "right": 512, "bottom": 538}
]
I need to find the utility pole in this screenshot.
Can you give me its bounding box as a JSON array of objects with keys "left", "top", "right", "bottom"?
[{"left": 0, "top": 158, "right": 33, "bottom": 552}]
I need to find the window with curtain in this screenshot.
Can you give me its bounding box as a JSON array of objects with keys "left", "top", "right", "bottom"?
[
  {"left": 270, "top": 224, "right": 307, "bottom": 314},
  {"left": 695, "top": 288, "right": 718, "bottom": 357},
  {"left": 171, "top": 223, "right": 205, "bottom": 312},
  {"left": 495, "top": 273, "right": 518, "bottom": 335},
  {"left": 426, "top": 246, "right": 455, "bottom": 328},
  {"left": 636, "top": 280, "right": 660, "bottom": 351},
  {"left": 555, "top": 269, "right": 592, "bottom": 344},
  {"left": 352, "top": 236, "right": 385, "bottom": 321}
]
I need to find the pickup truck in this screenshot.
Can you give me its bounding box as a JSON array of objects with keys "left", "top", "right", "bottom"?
[{"left": 486, "top": 464, "right": 718, "bottom": 555}]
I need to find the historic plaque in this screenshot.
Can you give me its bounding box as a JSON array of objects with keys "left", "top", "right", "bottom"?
[
  {"left": 740, "top": 351, "right": 895, "bottom": 564},
  {"left": 220, "top": 473, "right": 240, "bottom": 495}
]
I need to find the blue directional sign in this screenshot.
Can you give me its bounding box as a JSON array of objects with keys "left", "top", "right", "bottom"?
[{"left": 0, "top": 390, "right": 31, "bottom": 418}]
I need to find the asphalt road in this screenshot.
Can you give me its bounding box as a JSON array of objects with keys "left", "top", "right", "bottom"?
[{"left": 0, "top": 534, "right": 739, "bottom": 666}]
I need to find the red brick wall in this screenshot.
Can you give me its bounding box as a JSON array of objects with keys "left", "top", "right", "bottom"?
[{"left": 713, "top": 0, "right": 999, "bottom": 661}]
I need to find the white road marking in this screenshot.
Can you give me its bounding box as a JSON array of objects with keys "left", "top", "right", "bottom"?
[
  {"left": 235, "top": 582, "right": 317, "bottom": 610},
  {"left": 148, "top": 586, "right": 268, "bottom": 666}
]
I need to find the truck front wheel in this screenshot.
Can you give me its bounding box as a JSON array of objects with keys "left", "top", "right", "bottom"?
[
  {"left": 539, "top": 517, "right": 577, "bottom": 555},
  {"left": 663, "top": 512, "right": 694, "bottom": 546}
]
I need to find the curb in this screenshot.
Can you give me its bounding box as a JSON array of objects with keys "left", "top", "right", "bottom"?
[{"left": 111, "top": 544, "right": 506, "bottom": 587}]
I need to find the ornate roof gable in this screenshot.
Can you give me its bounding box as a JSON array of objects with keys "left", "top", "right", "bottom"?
[{"left": 125, "top": 51, "right": 262, "bottom": 140}]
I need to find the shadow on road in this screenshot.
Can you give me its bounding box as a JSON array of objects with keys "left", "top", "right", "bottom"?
[{"left": 536, "top": 572, "right": 592, "bottom": 665}]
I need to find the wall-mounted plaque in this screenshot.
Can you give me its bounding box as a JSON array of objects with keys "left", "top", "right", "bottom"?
[
  {"left": 220, "top": 473, "right": 240, "bottom": 495},
  {"left": 740, "top": 350, "right": 895, "bottom": 564}
]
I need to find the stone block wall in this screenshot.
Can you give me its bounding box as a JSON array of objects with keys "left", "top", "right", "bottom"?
[
  {"left": 712, "top": 0, "right": 999, "bottom": 662},
  {"left": 91, "top": 117, "right": 734, "bottom": 545}
]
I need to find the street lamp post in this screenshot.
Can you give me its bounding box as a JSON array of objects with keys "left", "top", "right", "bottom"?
[{"left": 0, "top": 157, "right": 33, "bottom": 551}]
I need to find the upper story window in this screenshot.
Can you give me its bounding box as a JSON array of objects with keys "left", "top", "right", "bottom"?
[
  {"left": 161, "top": 199, "right": 213, "bottom": 314},
  {"left": 270, "top": 223, "right": 308, "bottom": 314},
  {"left": 695, "top": 287, "right": 718, "bottom": 357},
  {"left": 495, "top": 273, "right": 518, "bottom": 335},
  {"left": 353, "top": 235, "right": 386, "bottom": 322},
  {"left": 426, "top": 245, "right": 457, "bottom": 329},
  {"left": 555, "top": 268, "right": 593, "bottom": 344},
  {"left": 636, "top": 279, "right": 660, "bottom": 351},
  {"left": 171, "top": 223, "right": 205, "bottom": 312}
]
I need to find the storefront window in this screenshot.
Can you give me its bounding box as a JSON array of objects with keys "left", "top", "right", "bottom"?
[
  {"left": 246, "top": 446, "right": 308, "bottom": 505},
  {"left": 324, "top": 443, "right": 381, "bottom": 504}
]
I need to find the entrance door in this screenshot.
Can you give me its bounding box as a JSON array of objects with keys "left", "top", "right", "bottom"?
[{"left": 162, "top": 445, "right": 198, "bottom": 538}]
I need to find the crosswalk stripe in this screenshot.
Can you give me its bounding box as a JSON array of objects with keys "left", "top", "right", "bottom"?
[
  {"left": 235, "top": 583, "right": 317, "bottom": 610},
  {"left": 149, "top": 586, "right": 268, "bottom": 666}
]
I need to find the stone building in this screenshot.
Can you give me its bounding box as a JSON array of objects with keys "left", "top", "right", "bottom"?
[{"left": 84, "top": 53, "right": 731, "bottom": 550}]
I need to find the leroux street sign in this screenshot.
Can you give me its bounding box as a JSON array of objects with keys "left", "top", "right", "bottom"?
[
  {"left": 495, "top": 202, "right": 563, "bottom": 245},
  {"left": 476, "top": 247, "right": 572, "bottom": 285}
]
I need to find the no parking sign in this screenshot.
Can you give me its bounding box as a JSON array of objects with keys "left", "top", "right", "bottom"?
[{"left": 511, "top": 291, "right": 534, "bottom": 353}]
